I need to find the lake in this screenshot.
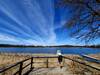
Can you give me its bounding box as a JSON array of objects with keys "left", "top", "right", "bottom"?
[{"left": 0, "top": 47, "right": 100, "bottom": 54}]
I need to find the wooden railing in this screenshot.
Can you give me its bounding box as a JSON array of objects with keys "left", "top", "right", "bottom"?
[
  {"left": 63, "top": 56, "right": 100, "bottom": 71},
  {"left": 0, "top": 56, "right": 100, "bottom": 75},
  {"left": 81, "top": 55, "right": 100, "bottom": 63},
  {"left": 0, "top": 56, "right": 58, "bottom": 75},
  {"left": 0, "top": 57, "right": 33, "bottom": 75}
]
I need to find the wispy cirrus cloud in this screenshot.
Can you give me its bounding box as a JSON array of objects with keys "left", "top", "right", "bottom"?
[{"left": 0, "top": 0, "right": 57, "bottom": 46}]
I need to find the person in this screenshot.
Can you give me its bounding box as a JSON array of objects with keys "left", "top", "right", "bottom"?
[{"left": 57, "top": 50, "right": 63, "bottom": 68}]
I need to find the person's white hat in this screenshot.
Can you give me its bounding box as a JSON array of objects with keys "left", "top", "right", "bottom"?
[
  {"left": 57, "top": 52, "right": 61, "bottom": 55},
  {"left": 57, "top": 50, "right": 62, "bottom": 55}
]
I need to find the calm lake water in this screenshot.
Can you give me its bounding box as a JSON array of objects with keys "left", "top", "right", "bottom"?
[{"left": 0, "top": 47, "right": 100, "bottom": 54}]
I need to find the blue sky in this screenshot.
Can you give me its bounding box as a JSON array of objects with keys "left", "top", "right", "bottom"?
[{"left": 0, "top": 0, "right": 99, "bottom": 46}]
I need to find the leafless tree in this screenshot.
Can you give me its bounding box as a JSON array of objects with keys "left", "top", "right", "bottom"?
[{"left": 57, "top": 0, "right": 100, "bottom": 43}]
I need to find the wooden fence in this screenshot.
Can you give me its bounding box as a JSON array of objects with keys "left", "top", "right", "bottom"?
[
  {"left": 0, "top": 56, "right": 58, "bottom": 75},
  {"left": 0, "top": 56, "right": 100, "bottom": 75}
]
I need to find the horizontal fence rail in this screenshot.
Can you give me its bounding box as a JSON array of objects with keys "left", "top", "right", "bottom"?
[
  {"left": 63, "top": 56, "right": 100, "bottom": 71},
  {"left": 81, "top": 55, "right": 100, "bottom": 63},
  {"left": 0, "top": 57, "right": 32, "bottom": 75},
  {"left": 0, "top": 55, "right": 100, "bottom": 75},
  {"left": 0, "top": 56, "right": 58, "bottom": 75}
]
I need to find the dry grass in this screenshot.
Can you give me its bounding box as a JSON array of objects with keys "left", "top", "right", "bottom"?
[
  {"left": 64, "top": 54, "right": 100, "bottom": 75},
  {"left": 0, "top": 53, "right": 58, "bottom": 75},
  {"left": 0, "top": 53, "right": 100, "bottom": 75},
  {"left": 0, "top": 53, "right": 31, "bottom": 75},
  {"left": 89, "top": 54, "right": 100, "bottom": 60},
  {"left": 0, "top": 53, "right": 30, "bottom": 69}
]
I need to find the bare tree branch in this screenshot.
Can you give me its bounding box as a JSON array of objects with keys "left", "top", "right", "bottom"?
[{"left": 57, "top": 0, "right": 100, "bottom": 43}]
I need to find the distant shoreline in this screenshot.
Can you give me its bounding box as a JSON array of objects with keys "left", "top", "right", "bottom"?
[
  {"left": 0, "top": 45, "right": 100, "bottom": 48},
  {"left": 0, "top": 43, "right": 100, "bottom": 48}
]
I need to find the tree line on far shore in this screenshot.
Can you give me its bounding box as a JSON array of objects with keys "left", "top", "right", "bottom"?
[{"left": 0, "top": 44, "right": 99, "bottom": 48}]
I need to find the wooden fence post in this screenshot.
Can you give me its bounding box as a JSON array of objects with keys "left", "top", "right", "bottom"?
[
  {"left": 46, "top": 58, "right": 48, "bottom": 68},
  {"left": 31, "top": 57, "right": 33, "bottom": 70},
  {"left": 19, "top": 62, "right": 23, "bottom": 75}
]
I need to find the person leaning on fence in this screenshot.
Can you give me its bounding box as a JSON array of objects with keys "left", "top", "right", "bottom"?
[{"left": 57, "top": 50, "right": 63, "bottom": 68}]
